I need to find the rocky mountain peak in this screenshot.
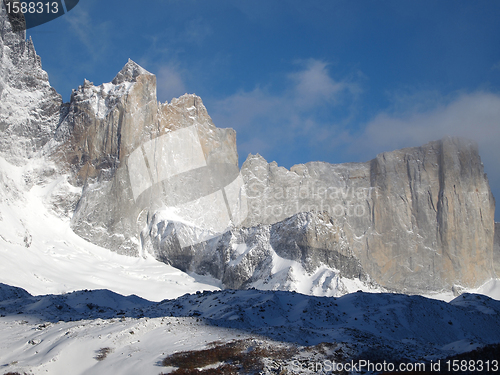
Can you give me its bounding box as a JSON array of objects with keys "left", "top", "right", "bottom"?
[
  {"left": 1, "top": 1, "right": 24, "bottom": 47},
  {"left": 160, "top": 94, "right": 213, "bottom": 130},
  {"left": 0, "top": 3, "right": 61, "bottom": 162},
  {"left": 112, "top": 58, "right": 153, "bottom": 85}
]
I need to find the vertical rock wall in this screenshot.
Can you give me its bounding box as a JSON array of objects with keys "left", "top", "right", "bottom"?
[
  {"left": 241, "top": 138, "right": 496, "bottom": 292},
  {"left": 0, "top": 1, "right": 496, "bottom": 294},
  {"left": 52, "top": 60, "right": 239, "bottom": 255},
  {"left": 0, "top": 4, "right": 61, "bottom": 162}
]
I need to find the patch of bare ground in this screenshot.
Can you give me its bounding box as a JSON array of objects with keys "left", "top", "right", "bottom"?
[{"left": 160, "top": 338, "right": 297, "bottom": 374}]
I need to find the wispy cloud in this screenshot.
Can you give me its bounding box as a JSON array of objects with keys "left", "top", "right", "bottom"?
[
  {"left": 351, "top": 91, "right": 500, "bottom": 202},
  {"left": 181, "top": 18, "right": 213, "bottom": 44},
  {"left": 156, "top": 65, "right": 187, "bottom": 103},
  {"left": 353, "top": 91, "right": 500, "bottom": 155},
  {"left": 211, "top": 65, "right": 500, "bottom": 207},
  {"left": 210, "top": 59, "right": 361, "bottom": 163},
  {"left": 289, "top": 60, "right": 360, "bottom": 108},
  {"left": 63, "top": 7, "right": 110, "bottom": 61}
]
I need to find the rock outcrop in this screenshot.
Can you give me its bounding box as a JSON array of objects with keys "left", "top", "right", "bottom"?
[
  {"left": 240, "top": 139, "right": 496, "bottom": 292},
  {"left": 0, "top": 4, "right": 61, "bottom": 162},
  {"left": 51, "top": 59, "right": 241, "bottom": 255},
  {"left": 147, "top": 137, "right": 496, "bottom": 293},
  {"left": 143, "top": 210, "right": 370, "bottom": 294}
]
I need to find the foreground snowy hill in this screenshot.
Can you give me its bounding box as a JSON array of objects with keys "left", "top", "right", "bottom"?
[
  {"left": 1, "top": 142, "right": 500, "bottom": 374},
  {"left": 1, "top": 284, "right": 500, "bottom": 374},
  {"left": 0, "top": 155, "right": 220, "bottom": 301}
]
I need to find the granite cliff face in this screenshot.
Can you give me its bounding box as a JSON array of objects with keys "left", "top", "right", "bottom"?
[
  {"left": 147, "top": 137, "right": 495, "bottom": 293},
  {"left": 0, "top": 2, "right": 496, "bottom": 295},
  {"left": 50, "top": 60, "right": 240, "bottom": 255},
  {"left": 239, "top": 139, "right": 496, "bottom": 292},
  {"left": 143, "top": 210, "right": 371, "bottom": 294},
  {"left": 0, "top": 5, "right": 61, "bottom": 162}
]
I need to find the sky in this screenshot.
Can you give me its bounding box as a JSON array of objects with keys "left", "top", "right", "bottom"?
[{"left": 26, "top": 0, "right": 500, "bottom": 220}]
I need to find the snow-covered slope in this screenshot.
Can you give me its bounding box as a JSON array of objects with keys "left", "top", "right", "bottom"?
[
  {"left": 1, "top": 284, "right": 500, "bottom": 374},
  {"left": 0, "top": 155, "right": 220, "bottom": 301},
  {"left": 1, "top": 6, "right": 500, "bottom": 373},
  {"left": 424, "top": 278, "right": 500, "bottom": 303},
  {"left": 0, "top": 150, "right": 380, "bottom": 299}
]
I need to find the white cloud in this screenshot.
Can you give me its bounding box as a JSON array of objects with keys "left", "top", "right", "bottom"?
[
  {"left": 289, "top": 60, "right": 359, "bottom": 108},
  {"left": 355, "top": 92, "right": 500, "bottom": 154},
  {"left": 352, "top": 91, "right": 500, "bottom": 206},
  {"left": 64, "top": 8, "right": 109, "bottom": 60},
  {"left": 211, "top": 88, "right": 294, "bottom": 158},
  {"left": 210, "top": 59, "right": 360, "bottom": 162},
  {"left": 210, "top": 64, "right": 500, "bottom": 212},
  {"left": 156, "top": 65, "right": 187, "bottom": 103}
]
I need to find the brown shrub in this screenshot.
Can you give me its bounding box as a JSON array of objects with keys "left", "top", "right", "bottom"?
[
  {"left": 160, "top": 364, "right": 240, "bottom": 374},
  {"left": 161, "top": 339, "right": 297, "bottom": 373},
  {"left": 162, "top": 341, "right": 245, "bottom": 369},
  {"left": 94, "top": 347, "right": 113, "bottom": 361}
]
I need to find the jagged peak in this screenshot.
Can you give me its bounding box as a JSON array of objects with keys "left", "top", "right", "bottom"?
[
  {"left": 242, "top": 153, "right": 270, "bottom": 169},
  {"left": 112, "top": 59, "right": 153, "bottom": 85},
  {"left": 169, "top": 93, "right": 203, "bottom": 107},
  {"left": 249, "top": 153, "right": 265, "bottom": 160}
]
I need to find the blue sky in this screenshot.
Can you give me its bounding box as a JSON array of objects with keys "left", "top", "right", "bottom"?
[{"left": 27, "top": 0, "right": 500, "bottom": 219}]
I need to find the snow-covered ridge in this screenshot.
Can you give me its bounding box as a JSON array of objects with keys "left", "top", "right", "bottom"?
[
  {"left": 69, "top": 60, "right": 152, "bottom": 121},
  {"left": 1, "top": 284, "right": 500, "bottom": 374},
  {"left": 71, "top": 59, "right": 152, "bottom": 120},
  {"left": 73, "top": 79, "right": 135, "bottom": 120}
]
